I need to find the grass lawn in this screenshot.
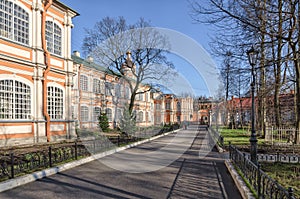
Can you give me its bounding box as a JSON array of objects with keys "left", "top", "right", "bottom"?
[
  {"left": 218, "top": 127, "right": 265, "bottom": 146},
  {"left": 261, "top": 162, "right": 300, "bottom": 198},
  {"left": 217, "top": 127, "right": 299, "bottom": 198}
]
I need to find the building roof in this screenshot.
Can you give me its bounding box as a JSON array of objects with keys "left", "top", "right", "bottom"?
[
  {"left": 56, "top": 0, "right": 80, "bottom": 17},
  {"left": 71, "top": 54, "right": 112, "bottom": 74}
]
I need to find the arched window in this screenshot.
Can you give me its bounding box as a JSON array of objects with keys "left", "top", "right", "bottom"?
[
  {"left": 46, "top": 21, "right": 62, "bottom": 56},
  {"left": 0, "top": 0, "right": 29, "bottom": 45},
  {"left": 0, "top": 79, "right": 31, "bottom": 120},
  {"left": 47, "top": 86, "right": 63, "bottom": 120},
  {"left": 80, "top": 106, "right": 89, "bottom": 122},
  {"left": 106, "top": 108, "right": 112, "bottom": 122}
]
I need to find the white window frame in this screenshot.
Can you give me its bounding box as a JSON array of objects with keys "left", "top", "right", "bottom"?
[
  {"left": 106, "top": 108, "right": 112, "bottom": 122},
  {"left": 47, "top": 84, "right": 64, "bottom": 120},
  {"left": 45, "top": 18, "right": 63, "bottom": 56},
  {"left": 93, "top": 78, "right": 101, "bottom": 94},
  {"left": 93, "top": 106, "right": 101, "bottom": 121},
  {"left": 0, "top": 0, "right": 30, "bottom": 45},
  {"left": 80, "top": 106, "right": 89, "bottom": 122},
  {"left": 105, "top": 82, "right": 113, "bottom": 96},
  {"left": 0, "top": 76, "right": 32, "bottom": 120},
  {"left": 80, "top": 75, "right": 88, "bottom": 91},
  {"left": 138, "top": 111, "right": 143, "bottom": 123}
]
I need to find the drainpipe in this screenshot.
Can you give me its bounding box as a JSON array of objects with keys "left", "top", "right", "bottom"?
[{"left": 41, "top": 0, "right": 53, "bottom": 142}]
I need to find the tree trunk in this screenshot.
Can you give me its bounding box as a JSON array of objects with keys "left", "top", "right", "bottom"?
[
  {"left": 290, "top": 43, "right": 300, "bottom": 144},
  {"left": 257, "top": 0, "right": 267, "bottom": 137},
  {"left": 295, "top": 2, "right": 300, "bottom": 144},
  {"left": 273, "top": 0, "right": 283, "bottom": 128},
  {"left": 295, "top": 66, "right": 300, "bottom": 144}
]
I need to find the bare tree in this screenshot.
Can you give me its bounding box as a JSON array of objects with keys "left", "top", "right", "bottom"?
[
  {"left": 190, "top": 0, "right": 300, "bottom": 143},
  {"left": 82, "top": 17, "right": 175, "bottom": 114}
]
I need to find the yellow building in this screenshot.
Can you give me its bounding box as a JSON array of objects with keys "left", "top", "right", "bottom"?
[
  {"left": 0, "top": 0, "right": 78, "bottom": 145},
  {"left": 71, "top": 52, "right": 155, "bottom": 130}
]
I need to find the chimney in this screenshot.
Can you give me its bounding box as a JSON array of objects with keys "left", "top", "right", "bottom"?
[
  {"left": 73, "top": 51, "right": 80, "bottom": 57},
  {"left": 87, "top": 56, "right": 94, "bottom": 63}
]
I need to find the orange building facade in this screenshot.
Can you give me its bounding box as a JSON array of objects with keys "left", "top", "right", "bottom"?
[{"left": 0, "top": 0, "right": 78, "bottom": 146}]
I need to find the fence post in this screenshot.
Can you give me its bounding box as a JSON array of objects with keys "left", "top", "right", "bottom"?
[
  {"left": 49, "top": 146, "right": 52, "bottom": 168},
  {"left": 93, "top": 139, "right": 96, "bottom": 153},
  {"left": 288, "top": 187, "right": 295, "bottom": 199},
  {"left": 117, "top": 135, "right": 120, "bottom": 147},
  {"left": 229, "top": 142, "right": 232, "bottom": 160},
  {"left": 257, "top": 163, "right": 261, "bottom": 198},
  {"left": 10, "top": 152, "right": 14, "bottom": 179},
  {"left": 243, "top": 153, "right": 246, "bottom": 171},
  {"left": 75, "top": 141, "right": 78, "bottom": 160},
  {"left": 271, "top": 126, "right": 273, "bottom": 145}
]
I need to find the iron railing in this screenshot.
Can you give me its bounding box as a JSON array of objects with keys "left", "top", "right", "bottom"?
[
  {"left": 0, "top": 125, "right": 180, "bottom": 181},
  {"left": 229, "top": 145, "right": 296, "bottom": 199}
]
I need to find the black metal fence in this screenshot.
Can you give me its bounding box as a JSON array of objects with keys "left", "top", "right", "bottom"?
[
  {"left": 229, "top": 145, "right": 296, "bottom": 199},
  {"left": 0, "top": 125, "right": 179, "bottom": 182},
  {"left": 207, "top": 127, "right": 224, "bottom": 147}
]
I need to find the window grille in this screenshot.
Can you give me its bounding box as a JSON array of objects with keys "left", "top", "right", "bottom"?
[
  {"left": 106, "top": 108, "right": 112, "bottom": 122},
  {"left": 138, "top": 111, "right": 143, "bottom": 122},
  {"left": 105, "top": 82, "right": 113, "bottom": 96},
  {"left": 0, "top": 79, "right": 31, "bottom": 120},
  {"left": 80, "top": 75, "right": 88, "bottom": 91},
  {"left": 80, "top": 106, "right": 89, "bottom": 122},
  {"left": 0, "top": 0, "right": 29, "bottom": 45},
  {"left": 139, "top": 93, "right": 144, "bottom": 101},
  {"left": 166, "top": 102, "right": 171, "bottom": 110},
  {"left": 45, "top": 21, "right": 61, "bottom": 56},
  {"left": 93, "top": 107, "right": 100, "bottom": 121},
  {"left": 93, "top": 79, "right": 101, "bottom": 93},
  {"left": 47, "top": 86, "right": 63, "bottom": 120}
]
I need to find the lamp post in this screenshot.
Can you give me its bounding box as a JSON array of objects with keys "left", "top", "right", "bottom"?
[{"left": 247, "top": 46, "right": 259, "bottom": 165}]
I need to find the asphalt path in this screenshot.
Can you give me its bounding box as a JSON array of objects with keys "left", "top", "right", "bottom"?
[{"left": 0, "top": 125, "right": 242, "bottom": 199}]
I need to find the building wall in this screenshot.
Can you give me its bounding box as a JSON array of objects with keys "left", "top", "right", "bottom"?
[
  {"left": 0, "top": 0, "right": 78, "bottom": 146},
  {"left": 72, "top": 53, "right": 155, "bottom": 131}
]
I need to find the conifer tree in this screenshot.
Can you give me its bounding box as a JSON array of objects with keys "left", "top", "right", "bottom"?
[{"left": 98, "top": 113, "right": 109, "bottom": 132}]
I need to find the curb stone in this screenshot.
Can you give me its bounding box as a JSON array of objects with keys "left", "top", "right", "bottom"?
[
  {"left": 0, "top": 129, "right": 180, "bottom": 193},
  {"left": 225, "top": 159, "right": 255, "bottom": 199}
]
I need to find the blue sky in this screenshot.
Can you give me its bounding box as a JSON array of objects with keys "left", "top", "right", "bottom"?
[{"left": 60, "top": 0, "right": 220, "bottom": 97}]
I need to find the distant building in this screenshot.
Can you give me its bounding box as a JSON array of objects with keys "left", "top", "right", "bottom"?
[
  {"left": 71, "top": 51, "right": 155, "bottom": 130},
  {"left": 153, "top": 93, "right": 194, "bottom": 125}
]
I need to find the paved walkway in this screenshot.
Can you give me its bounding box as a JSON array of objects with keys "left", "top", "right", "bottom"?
[{"left": 0, "top": 125, "right": 241, "bottom": 199}]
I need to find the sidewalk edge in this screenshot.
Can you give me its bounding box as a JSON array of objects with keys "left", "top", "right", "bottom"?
[
  {"left": 225, "top": 159, "right": 256, "bottom": 199},
  {"left": 0, "top": 129, "right": 180, "bottom": 192}
]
